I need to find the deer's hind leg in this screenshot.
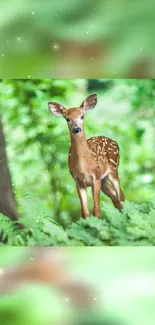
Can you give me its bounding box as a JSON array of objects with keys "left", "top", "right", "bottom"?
[
  {"left": 108, "top": 170, "right": 125, "bottom": 203},
  {"left": 101, "top": 176, "right": 124, "bottom": 211}
]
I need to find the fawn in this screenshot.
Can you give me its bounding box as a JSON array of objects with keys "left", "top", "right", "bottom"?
[{"left": 48, "top": 94, "right": 125, "bottom": 219}]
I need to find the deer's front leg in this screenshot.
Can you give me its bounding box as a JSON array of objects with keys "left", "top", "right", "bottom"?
[
  {"left": 76, "top": 183, "right": 89, "bottom": 219},
  {"left": 91, "top": 178, "right": 101, "bottom": 218}
]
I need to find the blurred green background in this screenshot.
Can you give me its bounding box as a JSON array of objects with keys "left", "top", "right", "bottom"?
[
  {"left": 0, "top": 0, "right": 155, "bottom": 77},
  {"left": 0, "top": 78, "right": 154, "bottom": 246},
  {"left": 0, "top": 247, "right": 155, "bottom": 325}
]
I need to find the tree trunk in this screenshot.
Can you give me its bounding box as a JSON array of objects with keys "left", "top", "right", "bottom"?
[{"left": 0, "top": 115, "right": 18, "bottom": 220}]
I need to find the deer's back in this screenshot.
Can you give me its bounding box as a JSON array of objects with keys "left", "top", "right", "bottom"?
[{"left": 87, "top": 136, "right": 119, "bottom": 170}]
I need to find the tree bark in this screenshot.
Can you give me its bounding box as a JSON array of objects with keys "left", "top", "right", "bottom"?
[{"left": 0, "top": 115, "right": 18, "bottom": 220}]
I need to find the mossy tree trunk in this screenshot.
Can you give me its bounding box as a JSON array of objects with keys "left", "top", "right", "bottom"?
[{"left": 0, "top": 115, "right": 18, "bottom": 220}]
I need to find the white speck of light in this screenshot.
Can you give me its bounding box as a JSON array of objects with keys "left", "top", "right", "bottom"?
[
  {"left": 17, "top": 37, "right": 21, "bottom": 40},
  {"left": 65, "top": 297, "right": 70, "bottom": 302},
  {"left": 32, "top": 12, "right": 35, "bottom": 15},
  {"left": 94, "top": 297, "right": 97, "bottom": 300},
  {"left": 86, "top": 31, "right": 89, "bottom": 34},
  {"left": 140, "top": 48, "right": 143, "bottom": 51},
  {"left": 28, "top": 75, "right": 31, "bottom": 78},
  {"left": 52, "top": 43, "right": 60, "bottom": 51},
  {"left": 92, "top": 57, "right": 94, "bottom": 60},
  {"left": 2, "top": 54, "right": 4, "bottom": 57},
  {"left": 92, "top": 25, "right": 95, "bottom": 28},
  {"left": 30, "top": 257, "right": 34, "bottom": 261},
  {"left": 0, "top": 268, "right": 4, "bottom": 275}
]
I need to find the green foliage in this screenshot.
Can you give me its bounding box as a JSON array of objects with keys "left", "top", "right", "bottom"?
[
  {"left": 0, "top": 286, "right": 69, "bottom": 325},
  {"left": 0, "top": 79, "right": 79, "bottom": 223},
  {"left": 0, "top": 197, "right": 155, "bottom": 246},
  {"left": 0, "top": 79, "right": 154, "bottom": 245},
  {"left": 119, "top": 79, "right": 155, "bottom": 118}
]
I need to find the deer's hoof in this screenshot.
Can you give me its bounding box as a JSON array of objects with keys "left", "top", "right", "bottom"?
[{"left": 93, "top": 209, "right": 101, "bottom": 219}]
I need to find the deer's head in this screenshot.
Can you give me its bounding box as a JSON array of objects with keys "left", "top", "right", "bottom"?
[{"left": 48, "top": 94, "right": 97, "bottom": 136}]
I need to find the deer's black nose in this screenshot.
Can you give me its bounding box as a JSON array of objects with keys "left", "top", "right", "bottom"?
[{"left": 72, "top": 125, "right": 82, "bottom": 134}]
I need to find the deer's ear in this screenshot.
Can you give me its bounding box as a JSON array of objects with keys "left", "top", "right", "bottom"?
[
  {"left": 80, "top": 94, "right": 97, "bottom": 113},
  {"left": 48, "top": 102, "right": 66, "bottom": 117}
]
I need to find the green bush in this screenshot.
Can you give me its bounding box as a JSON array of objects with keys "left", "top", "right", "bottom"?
[{"left": 0, "top": 196, "right": 154, "bottom": 246}]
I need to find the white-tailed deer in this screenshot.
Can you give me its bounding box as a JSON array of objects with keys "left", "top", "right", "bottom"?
[{"left": 48, "top": 94, "right": 125, "bottom": 219}]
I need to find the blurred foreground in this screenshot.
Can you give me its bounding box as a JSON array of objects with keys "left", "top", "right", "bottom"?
[
  {"left": 0, "top": 0, "right": 155, "bottom": 77},
  {"left": 0, "top": 247, "right": 155, "bottom": 325}
]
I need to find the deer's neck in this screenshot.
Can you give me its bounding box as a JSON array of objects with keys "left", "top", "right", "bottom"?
[{"left": 70, "top": 131, "right": 89, "bottom": 159}]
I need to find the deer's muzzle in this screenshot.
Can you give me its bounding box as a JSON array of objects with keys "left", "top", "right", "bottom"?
[{"left": 72, "top": 125, "right": 82, "bottom": 134}]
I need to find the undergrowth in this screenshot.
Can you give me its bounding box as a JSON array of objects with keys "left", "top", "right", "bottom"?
[{"left": 0, "top": 195, "right": 155, "bottom": 246}]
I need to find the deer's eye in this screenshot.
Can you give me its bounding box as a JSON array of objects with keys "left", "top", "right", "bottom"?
[
  {"left": 81, "top": 115, "right": 84, "bottom": 120},
  {"left": 66, "top": 118, "right": 70, "bottom": 123}
]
